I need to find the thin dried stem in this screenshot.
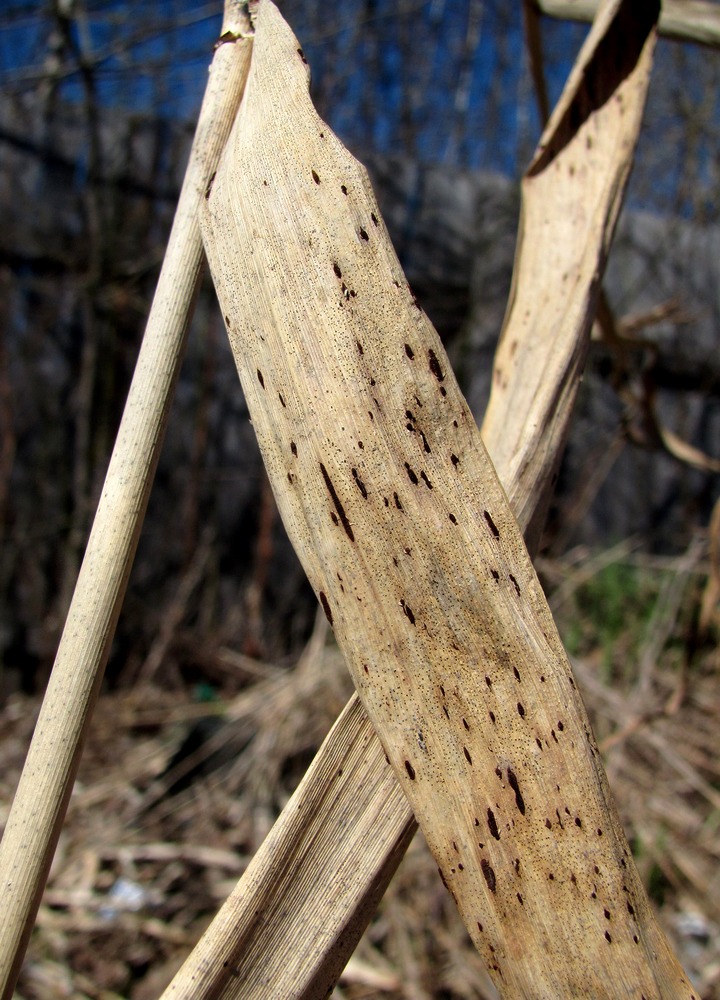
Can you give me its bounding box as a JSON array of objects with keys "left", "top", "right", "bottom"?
[{"left": 0, "top": 7, "right": 253, "bottom": 995}]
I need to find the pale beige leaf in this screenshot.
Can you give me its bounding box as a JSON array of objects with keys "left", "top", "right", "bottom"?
[
  {"left": 195, "top": 3, "right": 691, "bottom": 996},
  {"left": 163, "top": 696, "right": 412, "bottom": 1000},
  {"left": 481, "top": 0, "right": 659, "bottom": 549},
  {"left": 535, "top": 0, "right": 720, "bottom": 46}
]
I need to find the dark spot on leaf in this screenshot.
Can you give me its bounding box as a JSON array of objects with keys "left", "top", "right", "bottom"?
[
  {"left": 356, "top": 339, "right": 364, "bottom": 355},
  {"left": 489, "top": 711, "right": 496, "bottom": 724},
  {"left": 352, "top": 468, "right": 367, "bottom": 498},
  {"left": 517, "top": 702, "right": 525, "bottom": 718},
  {"left": 545, "top": 818, "right": 552, "bottom": 830},
  {"left": 405, "top": 463, "right": 419, "bottom": 485},
  {"left": 297, "top": 47, "right": 308, "bottom": 63},
  {"left": 484, "top": 510, "right": 500, "bottom": 537},
  {"left": 575, "top": 817, "right": 582, "bottom": 828},
  {"left": 404, "top": 343, "right": 414, "bottom": 359},
  {"left": 513, "top": 666, "right": 521, "bottom": 681},
  {"left": 333, "top": 262, "right": 342, "bottom": 278},
  {"left": 463, "top": 746, "right": 472, "bottom": 765},
  {"left": 358, "top": 227, "right": 369, "bottom": 241},
  {"left": 290, "top": 441, "right": 297, "bottom": 456},
  {"left": 517, "top": 893, "right": 524, "bottom": 905},
  {"left": 509, "top": 574, "right": 521, "bottom": 595},
  {"left": 449, "top": 513, "right": 457, "bottom": 524},
  {"left": 485, "top": 675, "right": 492, "bottom": 687},
  {"left": 311, "top": 169, "right": 320, "bottom": 184},
  {"left": 319, "top": 591, "right": 333, "bottom": 625},
  {"left": 257, "top": 369, "right": 265, "bottom": 388},
  {"left": 341, "top": 184, "right": 348, "bottom": 195},
  {"left": 420, "top": 470, "right": 433, "bottom": 489},
  {"left": 605, "top": 931, "right": 612, "bottom": 943},
  {"left": 405, "top": 760, "right": 416, "bottom": 780},
  {"left": 451, "top": 453, "right": 459, "bottom": 466},
  {"left": 487, "top": 809, "right": 500, "bottom": 840},
  {"left": 371, "top": 212, "right": 378, "bottom": 225},
  {"left": 278, "top": 392, "right": 286, "bottom": 408},
  {"left": 481, "top": 859, "right": 496, "bottom": 893},
  {"left": 462, "top": 718, "right": 470, "bottom": 731},
  {"left": 507, "top": 769, "right": 525, "bottom": 815},
  {"left": 204, "top": 170, "right": 216, "bottom": 200},
  {"left": 428, "top": 348, "right": 445, "bottom": 382},
  {"left": 319, "top": 462, "right": 354, "bottom": 542},
  {"left": 394, "top": 492, "right": 403, "bottom": 510},
  {"left": 400, "top": 600, "right": 416, "bottom": 625}
]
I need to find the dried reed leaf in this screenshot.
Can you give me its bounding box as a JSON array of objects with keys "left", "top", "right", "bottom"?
[
  {"left": 194, "top": 2, "right": 691, "bottom": 996},
  {"left": 481, "top": 0, "right": 660, "bottom": 548},
  {"left": 535, "top": 0, "right": 720, "bottom": 47}
]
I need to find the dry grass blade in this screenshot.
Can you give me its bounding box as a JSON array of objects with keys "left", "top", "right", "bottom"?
[
  {"left": 195, "top": 1, "right": 692, "bottom": 995},
  {"left": 164, "top": 695, "right": 414, "bottom": 1000},
  {"left": 0, "top": 8, "right": 253, "bottom": 997},
  {"left": 481, "top": 0, "right": 660, "bottom": 549},
  {"left": 534, "top": 0, "right": 720, "bottom": 47}
]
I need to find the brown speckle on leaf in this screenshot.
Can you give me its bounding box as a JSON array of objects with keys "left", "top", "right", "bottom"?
[
  {"left": 319, "top": 591, "right": 333, "bottom": 625},
  {"left": 481, "top": 859, "right": 497, "bottom": 893}
]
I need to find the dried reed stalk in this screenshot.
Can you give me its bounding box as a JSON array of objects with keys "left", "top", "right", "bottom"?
[
  {"left": 0, "top": 7, "right": 253, "bottom": 997},
  {"left": 188, "top": 1, "right": 693, "bottom": 996}
]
